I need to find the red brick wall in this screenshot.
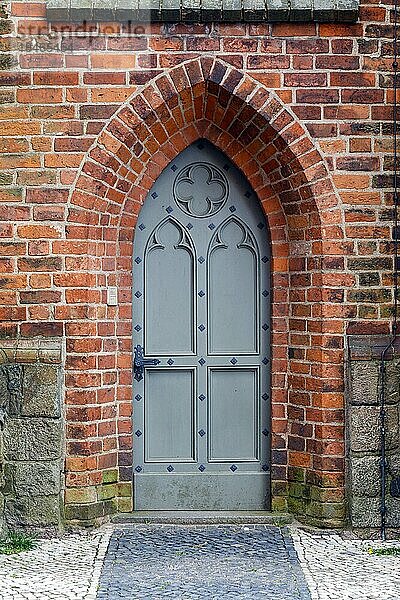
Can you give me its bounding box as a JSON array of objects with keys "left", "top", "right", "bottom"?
[{"left": 0, "top": 1, "right": 394, "bottom": 525}]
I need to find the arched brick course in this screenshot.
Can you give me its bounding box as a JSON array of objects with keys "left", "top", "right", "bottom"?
[{"left": 64, "top": 57, "right": 345, "bottom": 525}]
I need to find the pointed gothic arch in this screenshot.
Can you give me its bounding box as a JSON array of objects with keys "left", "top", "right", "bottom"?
[{"left": 64, "top": 57, "right": 345, "bottom": 526}]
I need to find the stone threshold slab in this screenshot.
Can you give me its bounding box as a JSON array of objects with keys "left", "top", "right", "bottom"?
[
  {"left": 47, "top": 0, "right": 359, "bottom": 23},
  {"left": 112, "top": 510, "right": 293, "bottom": 524}
]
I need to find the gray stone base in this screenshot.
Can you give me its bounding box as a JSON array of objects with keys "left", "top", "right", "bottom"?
[
  {"left": 0, "top": 340, "right": 64, "bottom": 533},
  {"left": 347, "top": 335, "right": 400, "bottom": 534}
]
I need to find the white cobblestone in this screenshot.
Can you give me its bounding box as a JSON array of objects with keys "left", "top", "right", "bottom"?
[
  {"left": 0, "top": 526, "right": 112, "bottom": 600},
  {"left": 291, "top": 527, "right": 400, "bottom": 600}
]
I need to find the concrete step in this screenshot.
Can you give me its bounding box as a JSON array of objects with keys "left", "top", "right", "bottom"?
[{"left": 112, "top": 511, "right": 293, "bottom": 525}]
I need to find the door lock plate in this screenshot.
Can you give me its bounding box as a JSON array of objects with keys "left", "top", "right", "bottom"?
[{"left": 134, "top": 345, "right": 160, "bottom": 381}]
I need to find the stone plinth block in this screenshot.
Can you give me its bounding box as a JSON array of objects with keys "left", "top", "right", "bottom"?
[
  {"left": 4, "top": 419, "right": 62, "bottom": 462},
  {"left": 350, "top": 358, "right": 400, "bottom": 407},
  {"left": 21, "top": 364, "right": 61, "bottom": 418},
  {"left": 349, "top": 405, "right": 399, "bottom": 453},
  {"left": 5, "top": 496, "right": 62, "bottom": 527},
  {"left": 351, "top": 456, "right": 380, "bottom": 498},
  {"left": 10, "top": 462, "right": 61, "bottom": 497},
  {"left": 351, "top": 497, "right": 381, "bottom": 528},
  {"left": 386, "top": 496, "right": 400, "bottom": 528},
  {"left": 349, "top": 361, "right": 379, "bottom": 406}
]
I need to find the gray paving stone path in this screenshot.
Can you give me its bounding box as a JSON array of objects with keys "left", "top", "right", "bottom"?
[{"left": 96, "top": 524, "right": 312, "bottom": 599}]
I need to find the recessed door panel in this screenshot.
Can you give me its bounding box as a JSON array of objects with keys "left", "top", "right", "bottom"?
[
  {"left": 145, "top": 369, "right": 196, "bottom": 462},
  {"left": 145, "top": 218, "right": 195, "bottom": 355},
  {"left": 133, "top": 139, "right": 271, "bottom": 510},
  {"left": 209, "top": 368, "right": 259, "bottom": 462},
  {"left": 209, "top": 218, "right": 258, "bottom": 355}
]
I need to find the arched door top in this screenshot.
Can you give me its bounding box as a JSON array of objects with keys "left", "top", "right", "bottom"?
[{"left": 132, "top": 139, "right": 271, "bottom": 510}]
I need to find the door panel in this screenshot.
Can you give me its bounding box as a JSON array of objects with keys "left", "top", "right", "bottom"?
[
  {"left": 145, "top": 369, "right": 196, "bottom": 462},
  {"left": 133, "top": 139, "right": 271, "bottom": 510},
  {"left": 135, "top": 473, "right": 269, "bottom": 511},
  {"left": 208, "top": 218, "right": 258, "bottom": 355},
  {"left": 145, "top": 218, "right": 195, "bottom": 355},
  {"left": 208, "top": 368, "right": 259, "bottom": 462}
]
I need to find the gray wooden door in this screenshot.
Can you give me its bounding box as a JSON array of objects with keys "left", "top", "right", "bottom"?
[{"left": 133, "top": 140, "right": 270, "bottom": 510}]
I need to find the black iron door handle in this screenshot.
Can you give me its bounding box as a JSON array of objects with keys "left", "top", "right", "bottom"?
[{"left": 134, "top": 345, "right": 160, "bottom": 381}]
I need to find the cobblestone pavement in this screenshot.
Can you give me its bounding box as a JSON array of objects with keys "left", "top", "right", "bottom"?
[
  {"left": 292, "top": 527, "right": 400, "bottom": 600},
  {"left": 0, "top": 526, "right": 112, "bottom": 600},
  {"left": 1, "top": 524, "right": 400, "bottom": 599},
  {"left": 96, "top": 525, "right": 311, "bottom": 599}
]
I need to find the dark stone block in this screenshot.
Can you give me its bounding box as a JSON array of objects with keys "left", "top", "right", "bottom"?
[
  {"left": 5, "top": 495, "right": 62, "bottom": 527},
  {"left": 65, "top": 502, "right": 105, "bottom": 522}
]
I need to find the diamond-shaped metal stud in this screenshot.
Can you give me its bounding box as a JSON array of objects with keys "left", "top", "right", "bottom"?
[
  {"left": 197, "top": 142, "right": 205, "bottom": 149},
  {"left": 262, "top": 323, "right": 269, "bottom": 331},
  {"left": 262, "top": 256, "right": 269, "bottom": 263},
  {"left": 138, "top": 223, "right": 146, "bottom": 231},
  {"left": 223, "top": 163, "right": 230, "bottom": 171},
  {"left": 198, "top": 290, "right": 205, "bottom": 297},
  {"left": 135, "top": 466, "right": 143, "bottom": 473},
  {"left": 167, "top": 465, "right": 174, "bottom": 472},
  {"left": 198, "top": 324, "right": 205, "bottom": 332},
  {"left": 230, "top": 465, "right": 238, "bottom": 472},
  {"left": 257, "top": 222, "right": 265, "bottom": 230},
  {"left": 135, "top": 429, "right": 142, "bottom": 437},
  {"left": 198, "top": 256, "right": 205, "bottom": 264},
  {"left": 245, "top": 191, "right": 251, "bottom": 198},
  {"left": 262, "top": 429, "right": 269, "bottom": 436},
  {"left": 262, "top": 464, "right": 269, "bottom": 472},
  {"left": 262, "top": 290, "right": 269, "bottom": 297},
  {"left": 166, "top": 206, "right": 173, "bottom": 214},
  {"left": 135, "top": 291, "right": 142, "bottom": 298},
  {"left": 167, "top": 358, "right": 174, "bottom": 366},
  {"left": 151, "top": 192, "right": 158, "bottom": 199},
  {"left": 135, "top": 394, "right": 142, "bottom": 402},
  {"left": 134, "top": 324, "right": 142, "bottom": 332},
  {"left": 135, "top": 257, "right": 142, "bottom": 264},
  {"left": 187, "top": 223, "right": 193, "bottom": 230},
  {"left": 171, "top": 164, "right": 178, "bottom": 172},
  {"left": 199, "top": 394, "right": 206, "bottom": 401},
  {"left": 262, "top": 393, "right": 269, "bottom": 401},
  {"left": 199, "top": 464, "right": 206, "bottom": 472},
  {"left": 230, "top": 357, "right": 238, "bottom": 365},
  {"left": 208, "top": 223, "right": 215, "bottom": 230},
  {"left": 229, "top": 206, "right": 236, "bottom": 213},
  {"left": 199, "top": 358, "right": 206, "bottom": 366},
  {"left": 198, "top": 429, "right": 206, "bottom": 437},
  {"left": 262, "top": 358, "right": 269, "bottom": 365}
]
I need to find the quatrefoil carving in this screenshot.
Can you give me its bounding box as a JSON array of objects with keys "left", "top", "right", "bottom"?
[{"left": 173, "top": 162, "right": 228, "bottom": 218}]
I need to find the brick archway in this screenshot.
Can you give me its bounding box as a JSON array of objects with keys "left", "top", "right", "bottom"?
[{"left": 65, "top": 57, "right": 345, "bottom": 526}]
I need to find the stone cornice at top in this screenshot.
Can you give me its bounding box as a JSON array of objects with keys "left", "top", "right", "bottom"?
[{"left": 46, "top": 0, "right": 359, "bottom": 23}]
